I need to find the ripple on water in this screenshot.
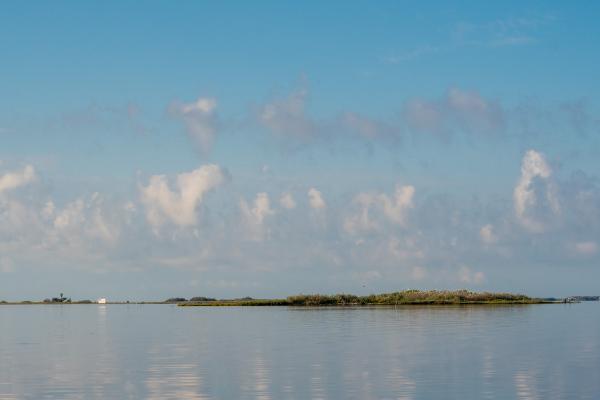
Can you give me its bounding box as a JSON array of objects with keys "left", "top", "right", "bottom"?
[{"left": 0, "top": 303, "right": 598, "bottom": 399}]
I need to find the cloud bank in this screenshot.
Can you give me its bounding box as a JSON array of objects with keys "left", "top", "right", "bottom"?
[{"left": 1, "top": 146, "right": 599, "bottom": 297}]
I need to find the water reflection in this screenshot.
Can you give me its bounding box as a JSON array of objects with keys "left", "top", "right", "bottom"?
[
  {"left": 0, "top": 304, "right": 598, "bottom": 399},
  {"left": 145, "top": 359, "right": 208, "bottom": 400},
  {"left": 245, "top": 352, "right": 271, "bottom": 400},
  {"left": 514, "top": 370, "right": 540, "bottom": 400},
  {"left": 310, "top": 363, "right": 325, "bottom": 400}
]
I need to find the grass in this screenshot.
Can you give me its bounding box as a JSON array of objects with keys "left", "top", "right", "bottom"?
[
  {"left": 179, "top": 290, "right": 549, "bottom": 307},
  {"left": 179, "top": 298, "right": 289, "bottom": 307}
]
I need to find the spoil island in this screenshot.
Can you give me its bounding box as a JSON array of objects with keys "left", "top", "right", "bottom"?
[{"left": 178, "top": 290, "right": 555, "bottom": 307}]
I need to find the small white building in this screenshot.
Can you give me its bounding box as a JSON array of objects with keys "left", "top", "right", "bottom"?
[{"left": 97, "top": 298, "right": 107, "bottom": 304}]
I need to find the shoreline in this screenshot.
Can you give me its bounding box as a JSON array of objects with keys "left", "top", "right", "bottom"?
[
  {"left": 0, "top": 301, "right": 558, "bottom": 306},
  {"left": 2, "top": 290, "right": 583, "bottom": 306},
  {"left": 178, "top": 299, "right": 556, "bottom": 307}
]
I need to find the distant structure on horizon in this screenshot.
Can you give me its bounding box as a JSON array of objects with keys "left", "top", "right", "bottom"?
[{"left": 97, "top": 298, "right": 107, "bottom": 304}]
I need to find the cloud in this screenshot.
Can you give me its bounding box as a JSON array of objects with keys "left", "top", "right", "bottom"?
[
  {"left": 140, "top": 164, "right": 226, "bottom": 229},
  {"left": 381, "top": 185, "right": 415, "bottom": 224},
  {"left": 344, "top": 186, "right": 415, "bottom": 240},
  {"left": 280, "top": 192, "right": 296, "bottom": 209},
  {"left": 480, "top": 224, "right": 497, "bottom": 245},
  {"left": 344, "top": 185, "right": 415, "bottom": 234},
  {"left": 3, "top": 128, "right": 600, "bottom": 297},
  {"left": 343, "top": 192, "right": 379, "bottom": 234},
  {"left": 240, "top": 192, "right": 275, "bottom": 241},
  {"left": 384, "top": 15, "right": 553, "bottom": 66},
  {"left": 0, "top": 165, "right": 35, "bottom": 194},
  {"left": 241, "top": 192, "right": 275, "bottom": 225},
  {"left": 0, "top": 257, "right": 14, "bottom": 273},
  {"left": 258, "top": 87, "right": 314, "bottom": 138},
  {"left": 308, "top": 188, "right": 326, "bottom": 210},
  {"left": 458, "top": 265, "right": 485, "bottom": 284},
  {"left": 453, "top": 16, "right": 555, "bottom": 48},
  {"left": 53, "top": 199, "right": 85, "bottom": 230},
  {"left": 387, "top": 236, "right": 425, "bottom": 261},
  {"left": 404, "top": 88, "right": 505, "bottom": 137},
  {"left": 169, "top": 97, "right": 219, "bottom": 154},
  {"left": 574, "top": 241, "right": 598, "bottom": 256},
  {"left": 0, "top": 198, "right": 44, "bottom": 244},
  {"left": 411, "top": 266, "right": 427, "bottom": 281},
  {"left": 256, "top": 85, "right": 402, "bottom": 146},
  {"left": 0, "top": 177, "right": 134, "bottom": 274},
  {"left": 339, "top": 112, "right": 399, "bottom": 141},
  {"left": 252, "top": 84, "right": 530, "bottom": 150},
  {"left": 50, "top": 192, "right": 120, "bottom": 245},
  {"left": 251, "top": 83, "right": 599, "bottom": 155},
  {"left": 513, "top": 150, "right": 559, "bottom": 232}
]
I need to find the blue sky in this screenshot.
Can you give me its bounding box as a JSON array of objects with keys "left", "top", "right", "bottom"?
[{"left": 1, "top": 1, "right": 599, "bottom": 300}]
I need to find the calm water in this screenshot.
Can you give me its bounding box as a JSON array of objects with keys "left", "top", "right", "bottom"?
[{"left": 0, "top": 303, "right": 599, "bottom": 399}]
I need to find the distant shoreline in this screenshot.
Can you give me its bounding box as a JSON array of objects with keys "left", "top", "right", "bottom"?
[
  {"left": 0, "top": 301, "right": 554, "bottom": 306},
  {"left": 2, "top": 291, "right": 596, "bottom": 307}
]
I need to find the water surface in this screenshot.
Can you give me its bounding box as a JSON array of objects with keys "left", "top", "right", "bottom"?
[{"left": 1, "top": 303, "right": 599, "bottom": 399}]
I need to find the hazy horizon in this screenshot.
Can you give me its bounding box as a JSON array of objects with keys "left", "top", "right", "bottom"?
[{"left": 1, "top": 2, "right": 599, "bottom": 300}]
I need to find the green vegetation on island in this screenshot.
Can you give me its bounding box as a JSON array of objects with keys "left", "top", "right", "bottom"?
[{"left": 178, "top": 290, "right": 551, "bottom": 307}]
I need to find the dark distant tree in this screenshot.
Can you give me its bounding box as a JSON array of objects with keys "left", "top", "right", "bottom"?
[
  {"left": 190, "top": 296, "right": 216, "bottom": 302},
  {"left": 165, "top": 297, "right": 187, "bottom": 303}
]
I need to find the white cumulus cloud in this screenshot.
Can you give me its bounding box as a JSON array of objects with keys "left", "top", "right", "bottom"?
[
  {"left": 51, "top": 192, "right": 120, "bottom": 244},
  {"left": 140, "top": 164, "right": 226, "bottom": 229},
  {"left": 240, "top": 192, "right": 275, "bottom": 241},
  {"left": 344, "top": 185, "right": 415, "bottom": 234},
  {"left": 513, "top": 150, "right": 559, "bottom": 232},
  {"left": 308, "top": 187, "right": 326, "bottom": 210},
  {"left": 0, "top": 165, "right": 35, "bottom": 194},
  {"left": 381, "top": 185, "right": 415, "bottom": 225}
]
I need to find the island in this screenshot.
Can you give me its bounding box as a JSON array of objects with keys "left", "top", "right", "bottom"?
[{"left": 177, "top": 290, "right": 555, "bottom": 306}]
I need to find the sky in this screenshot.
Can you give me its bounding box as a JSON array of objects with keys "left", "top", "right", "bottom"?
[{"left": 1, "top": 1, "right": 599, "bottom": 300}]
